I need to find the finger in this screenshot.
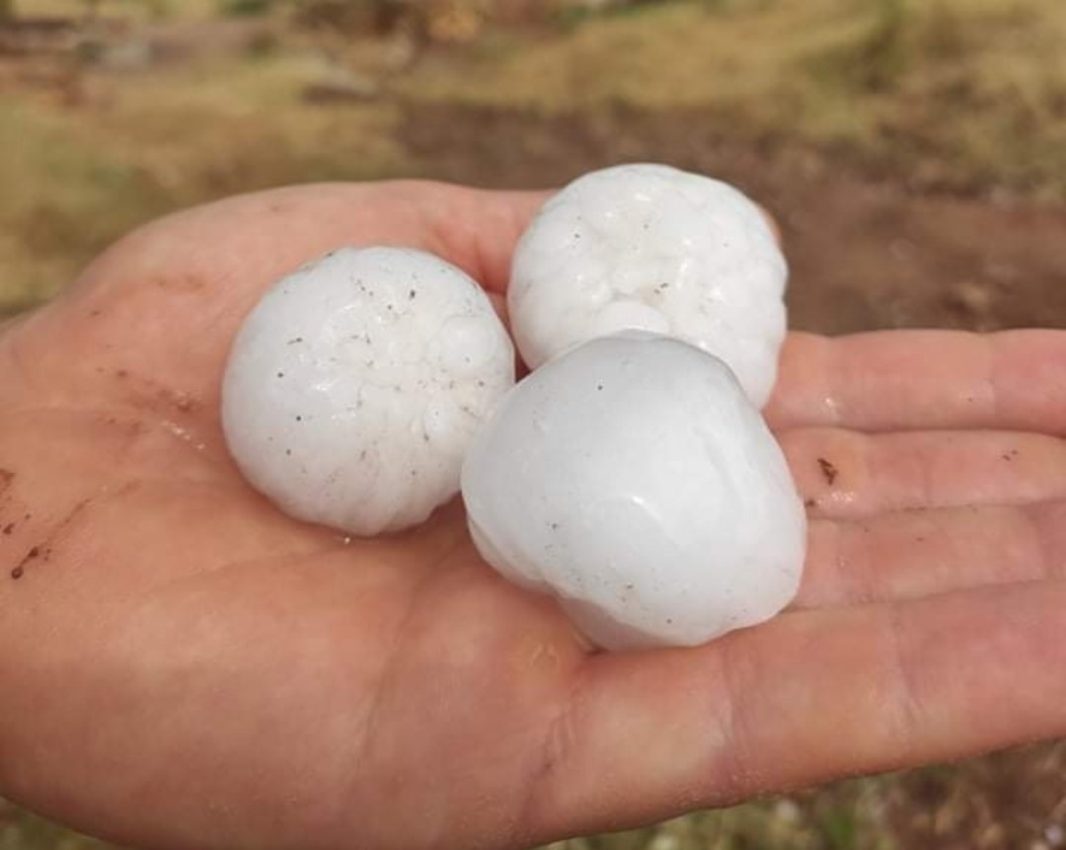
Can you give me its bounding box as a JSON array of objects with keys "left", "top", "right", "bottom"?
[
  {"left": 523, "top": 579, "right": 1066, "bottom": 841},
  {"left": 796, "top": 501, "right": 1066, "bottom": 609},
  {"left": 768, "top": 330, "right": 1066, "bottom": 437},
  {"left": 781, "top": 427, "right": 1066, "bottom": 518}
]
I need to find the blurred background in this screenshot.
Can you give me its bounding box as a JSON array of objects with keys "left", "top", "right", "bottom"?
[{"left": 1, "top": 0, "right": 1065, "bottom": 847}]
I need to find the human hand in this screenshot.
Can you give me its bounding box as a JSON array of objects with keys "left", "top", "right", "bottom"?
[{"left": 0, "top": 182, "right": 1063, "bottom": 850}]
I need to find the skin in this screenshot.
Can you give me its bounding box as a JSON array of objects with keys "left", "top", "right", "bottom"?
[{"left": 0, "top": 181, "right": 1064, "bottom": 850}]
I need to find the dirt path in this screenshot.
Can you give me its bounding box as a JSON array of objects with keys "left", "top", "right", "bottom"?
[{"left": 401, "top": 103, "right": 1066, "bottom": 335}]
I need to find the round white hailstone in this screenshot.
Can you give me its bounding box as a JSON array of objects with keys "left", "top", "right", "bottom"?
[
  {"left": 461, "top": 331, "right": 806, "bottom": 650},
  {"left": 508, "top": 163, "right": 788, "bottom": 407},
  {"left": 222, "top": 246, "right": 515, "bottom": 536}
]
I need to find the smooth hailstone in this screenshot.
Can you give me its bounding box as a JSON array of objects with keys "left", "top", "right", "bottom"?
[
  {"left": 222, "top": 246, "right": 514, "bottom": 536},
  {"left": 461, "top": 331, "right": 805, "bottom": 650},
  {"left": 508, "top": 163, "right": 788, "bottom": 407}
]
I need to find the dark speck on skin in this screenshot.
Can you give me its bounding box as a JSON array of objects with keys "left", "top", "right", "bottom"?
[
  {"left": 277, "top": 372, "right": 284, "bottom": 379},
  {"left": 550, "top": 522, "right": 559, "bottom": 530},
  {"left": 285, "top": 449, "right": 292, "bottom": 456},
  {"left": 409, "top": 289, "right": 416, "bottom": 299},
  {"left": 804, "top": 498, "right": 817, "bottom": 509},
  {"left": 287, "top": 337, "right": 304, "bottom": 345},
  {"left": 115, "top": 369, "right": 129, "bottom": 379},
  {"left": 295, "top": 415, "right": 303, "bottom": 422},
  {"left": 817, "top": 457, "right": 838, "bottom": 485},
  {"left": 596, "top": 384, "right": 603, "bottom": 391},
  {"left": 12, "top": 546, "right": 40, "bottom": 578},
  {"left": 1002, "top": 449, "right": 1019, "bottom": 461},
  {"left": 2, "top": 523, "right": 13, "bottom": 535},
  {"left": 0, "top": 469, "right": 13, "bottom": 496}
]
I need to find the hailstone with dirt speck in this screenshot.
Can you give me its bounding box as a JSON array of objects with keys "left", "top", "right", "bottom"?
[
  {"left": 509, "top": 163, "right": 787, "bottom": 407},
  {"left": 461, "top": 331, "right": 806, "bottom": 650},
  {"left": 222, "top": 246, "right": 515, "bottom": 536}
]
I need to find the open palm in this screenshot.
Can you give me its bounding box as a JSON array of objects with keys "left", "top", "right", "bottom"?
[{"left": 1, "top": 182, "right": 1063, "bottom": 850}]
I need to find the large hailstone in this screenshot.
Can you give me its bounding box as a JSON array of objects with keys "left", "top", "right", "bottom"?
[
  {"left": 222, "top": 246, "right": 514, "bottom": 536},
  {"left": 509, "top": 163, "right": 787, "bottom": 407},
  {"left": 461, "top": 332, "right": 805, "bottom": 650}
]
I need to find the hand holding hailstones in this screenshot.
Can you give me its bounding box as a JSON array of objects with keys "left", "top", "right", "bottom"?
[{"left": 221, "top": 164, "right": 805, "bottom": 650}]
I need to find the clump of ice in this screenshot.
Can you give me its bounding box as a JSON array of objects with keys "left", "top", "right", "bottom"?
[
  {"left": 461, "top": 331, "right": 806, "bottom": 650},
  {"left": 509, "top": 163, "right": 787, "bottom": 407},
  {"left": 222, "top": 246, "right": 514, "bottom": 536}
]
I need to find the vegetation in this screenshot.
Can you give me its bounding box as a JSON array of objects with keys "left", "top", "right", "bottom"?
[
  {"left": 4, "top": 0, "right": 1064, "bottom": 314},
  {"left": 402, "top": 0, "right": 1066, "bottom": 199}
]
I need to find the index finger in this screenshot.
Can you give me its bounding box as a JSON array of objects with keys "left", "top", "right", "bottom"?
[{"left": 767, "top": 330, "right": 1066, "bottom": 436}]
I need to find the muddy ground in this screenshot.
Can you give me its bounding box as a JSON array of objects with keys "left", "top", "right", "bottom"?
[{"left": 400, "top": 102, "right": 1066, "bottom": 335}]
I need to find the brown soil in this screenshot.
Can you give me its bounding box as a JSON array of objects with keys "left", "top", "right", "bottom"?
[{"left": 401, "top": 103, "right": 1066, "bottom": 335}]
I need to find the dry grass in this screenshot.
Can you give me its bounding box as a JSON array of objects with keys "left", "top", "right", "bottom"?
[
  {"left": 0, "top": 54, "right": 406, "bottom": 314},
  {"left": 541, "top": 778, "right": 899, "bottom": 850},
  {"left": 4, "top": 0, "right": 1064, "bottom": 314},
  {"left": 3, "top": 778, "right": 898, "bottom": 850},
  {"left": 402, "top": 0, "right": 1066, "bottom": 200},
  {"left": 0, "top": 800, "right": 106, "bottom": 850}
]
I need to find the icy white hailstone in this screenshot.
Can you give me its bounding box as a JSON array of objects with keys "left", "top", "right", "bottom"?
[
  {"left": 222, "top": 246, "right": 515, "bottom": 536},
  {"left": 461, "top": 331, "right": 806, "bottom": 650},
  {"left": 509, "top": 163, "right": 787, "bottom": 407}
]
